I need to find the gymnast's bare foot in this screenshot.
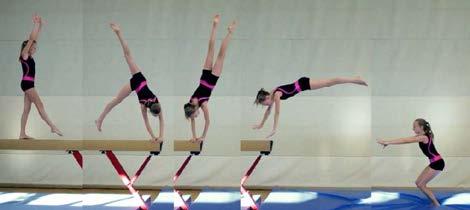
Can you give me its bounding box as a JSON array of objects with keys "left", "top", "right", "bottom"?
[
  {"left": 228, "top": 20, "right": 237, "bottom": 33},
  {"left": 354, "top": 76, "right": 368, "bottom": 86},
  {"left": 213, "top": 14, "right": 220, "bottom": 26},
  {"left": 51, "top": 126, "right": 63, "bottom": 136},
  {"left": 95, "top": 119, "right": 103, "bottom": 132},
  {"left": 19, "top": 134, "right": 34, "bottom": 140}
]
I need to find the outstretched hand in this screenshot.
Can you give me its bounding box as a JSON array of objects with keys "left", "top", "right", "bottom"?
[
  {"left": 196, "top": 136, "right": 205, "bottom": 143},
  {"left": 32, "top": 14, "right": 45, "bottom": 25},
  {"left": 110, "top": 22, "right": 121, "bottom": 33},
  {"left": 32, "top": 14, "right": 40, "bottom": 24},
  {"left": 189, "top": 137, "right": 204, "bottom": 143},
  {"left": 152, "top": 137, "right": 163, "bottom": 144},
  {"left": 377, "top": 139, "right": 388, "bottom": 149}
]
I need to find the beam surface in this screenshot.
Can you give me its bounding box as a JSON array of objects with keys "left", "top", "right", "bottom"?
[
  {"left": 0, "top": 139, "right": 161, "bottom": 152},
  {"left": 240, "top": 140, "right": 272, "bottom": 152},
  {"left": 173, "top": 140, "right": 202, "bottom": 152},
  {"left": 0, "top": 139, "right": 82, "bottom": 150},
  {"left": 84, "top": 140, "right": 161, "bottom": 152}
]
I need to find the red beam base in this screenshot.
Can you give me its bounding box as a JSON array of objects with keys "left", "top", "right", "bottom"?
[
  {"left": 68, "top": 150, "right": 83, "bottom": 169},
  {"left": 240, "top": 154, "right": 263, "bottom": 210},
  {"left": 173, "top": 154, "right": 194, "bottom": 210},
  {"left": 105, "top": 151, "right": 153, "bottom": 210}
]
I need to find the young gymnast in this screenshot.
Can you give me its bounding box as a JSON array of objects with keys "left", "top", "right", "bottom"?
[
  {"left": 253, "top": 76, "right": 367, "bottom": 138},
  {"left": 183, "top": 15, "right": 236, "bottom": 142},
  {"left": 377, "top": 118, "right": 444, "bottom": 206},
  {"left": 95, "top": 23, "right": 164, "bottom": 143},
  {"left": 19, "top": 14, "right": 63, "bottom": 139}
]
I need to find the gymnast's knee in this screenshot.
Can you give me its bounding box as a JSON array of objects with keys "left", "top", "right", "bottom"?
[{"left": 415, "top": 180, "right": 426, "bottom": 188}]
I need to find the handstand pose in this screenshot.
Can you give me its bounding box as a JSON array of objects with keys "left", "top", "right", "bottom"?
[{"left": 183, "top": 15, "right": 236, "bottom": 142}]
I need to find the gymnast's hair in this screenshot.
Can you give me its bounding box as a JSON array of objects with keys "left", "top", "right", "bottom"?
[
  {"left": 415, "top": 118, "right": 434, "bottom": 139},
  {"left": 184, "top": 102, "right": 197, "bottom": 119},
  {"left": 20, "top": 40, "right": 36, "bottom": 56},
  {"left": 148, "top": 102, "right": 161, "bottom": 116},
  {"left": 254, "top": 88, "right": 270, "bottom": 105}
]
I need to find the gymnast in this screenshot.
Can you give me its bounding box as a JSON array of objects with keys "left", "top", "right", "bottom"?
[
  {"left": 95, "top": 23, "right": 164, "bottom": 143},
  {"left": 378, "top": 118, "right": 444, "bottom": 206},
  {"left": 19, "top": 14, "right": 63, "bottom": 139},
  {"left": 183, "top": 15, "right": 236, "bottom": 142},
  {"left": 254, "top": 75, "right": 367, "bottom": 138}
]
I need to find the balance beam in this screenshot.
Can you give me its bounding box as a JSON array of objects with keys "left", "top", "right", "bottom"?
[
  {"left": 84, "top": 140, "right": 163, "bottom": 210},
  {"left": 173, "top": 140, "right": 204, "bottom": 210},
  {"left": 241, "top": 140, "right": 273, "bottom": 155},
  {"left": 84, "top": 140, "right": 162, "bottom": 153},
  {"left": 240, "top": 140, "right": 273, "bottom": 210},
  {"left": 0, "top": 139, "right": 163, "bottom": 210},
  {"left": 0, "top": 139, "right": 84, "bottom": 169},
  {"left": 0, "top": 139, "right": 82, "bottom": 151},
  {"left": 173, "top": 140, "right": 202, "bottom": 155},
  {"left": 0, "top": 139, "right": 162, "bottom": 152}
]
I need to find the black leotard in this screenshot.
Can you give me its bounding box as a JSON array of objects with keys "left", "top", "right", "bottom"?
[
  {"left": 19, "top": 56, "right": 36, "bottom": 91},
  {"left": 190, "top": 69, "right": 219, "bottom": 105},
  {"left": 130, "top": 72, "right": 159, "bottom": 106},
  {"left": 419, "top": 136, "right": 445, "bottom": 171},
  {"left": 274, "top": 77, "right": 310, "bottom": 100}
]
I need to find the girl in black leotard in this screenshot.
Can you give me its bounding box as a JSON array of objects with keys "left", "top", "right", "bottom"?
[
  {"left": 253, "top": 76, "right": 367, "bottom": 138},
  {"left": 95, "top": 23, "right": 164, "bottom": 143},
  {"left": 377, "top": 119, "right": 444, "bottom": 206},
  {"left": 183, "top": 15, "right": 237, "bottom": 143},
  {"left": 19, "top": 14, "right": 62, "bottom": 139}
]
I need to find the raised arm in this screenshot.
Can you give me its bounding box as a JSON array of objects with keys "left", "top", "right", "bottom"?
[
  {"left": 197, "top": 104, "right": 211, "bottom": 142},
  {"left": 377, "top": 135, "right": 428, "bottom": 147},
  {"left": 110, "top": 23, "right": 139, "bottom": 73},
  {"left": 140, "top": 105, "right": 156, "bottom": 140},
  {"left": 22, "top": 14, "right": 43, "bottom": 59}
]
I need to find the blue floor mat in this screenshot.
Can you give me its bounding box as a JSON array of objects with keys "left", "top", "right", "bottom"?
[
  {"left": 259, "top": 189, "right": 470, "bottom": 210},
  {"left": 0, "top": 192, "right": 151, "bottom": 210},
  {"left": 1, "top": 189, "right": 468, "bottom": 210},
  {"left": 149, "top": 188, "right": 173, "bottom": 210},
  {"left": 369, "top": 189, "right": 470, "bottom": 210},
  {"left": 179, "top": 188, "right": 239, "bottom": 210}
]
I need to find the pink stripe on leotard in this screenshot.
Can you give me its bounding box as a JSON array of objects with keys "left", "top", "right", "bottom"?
[
  {"left": 294, "top": 80, "right": 301, "bottom": 92},
  {"left": 427, "top": 136, "right": 441, "bottom": 163},
  {"left": 22, "top": 76, "right": 34, "bottom": 81},
  {"left": 20, "top": 59, "right": 32, "bottom": 80},
  {"left": 191, "top": 96, "right": 209, "bottom": 103},
  {"left": 198, "top": 97, "right": 209, "bottom": 102},
  {"left": 135, "top": 81, "right": 147, "bottom": 93},
  {"left": 200, "top": 80, "right": 215, "bottom": 89},
  {"left": 430, "top": 155, "right": 442, "bottom": 163},
  {"left": 277, "top": 81, "right": 301, "bottom": 95}
]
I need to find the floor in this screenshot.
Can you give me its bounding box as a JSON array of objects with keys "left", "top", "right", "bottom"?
[{"left": 0, "top": 188, "right": 469, "bottom": 210}]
